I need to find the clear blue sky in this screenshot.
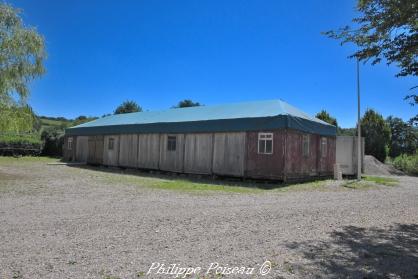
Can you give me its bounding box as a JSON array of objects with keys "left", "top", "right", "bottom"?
[{"left": 9, "top": 0, "right": 417, "bottom": 128}]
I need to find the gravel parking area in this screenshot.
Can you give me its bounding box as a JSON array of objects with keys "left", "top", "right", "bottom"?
[{"left": 1, "top": 159, "right": 417, "bottom": 279}]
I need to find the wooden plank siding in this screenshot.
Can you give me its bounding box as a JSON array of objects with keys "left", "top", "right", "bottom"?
[
  {"left": 159, "top": 134, "right": 185, "bottom": 172},
  {"left": 184, "top": 133, "right": 213, "bottom": 174},
  {"left": 87, "top": 135, "right": 104, "bottom": 165},
  {"left": 63, "top": 136, "right": 77, "bottom": 162},
  {"left": 212, "top": 132, "right": 245, "bottom": 177},
  {"left": 245, "top": 131, "right": 285, "bottom": 179},
  {"left": 284, "top": 130, "right": 336, "bottom": 180},
  {"left": 318, "top": 136, "right": 336, "bottom": 175},
  {"left": 75, "top": 136, "right": 89, "bottom": 162},
  {"left": 119, "top": 134, "right": 138, "bottom": 168},
  {"left": 137, "top": 134, "right": 160, "bottom": 170},
  {"left": 72, "top": 129, "right": 335, "bottom": 181},
  {"left": 103, "top": 135, "right": 119, "bottom": 166}
]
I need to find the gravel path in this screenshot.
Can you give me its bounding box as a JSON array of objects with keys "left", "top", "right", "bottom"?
[{"left": 0, "top": 161, "right": 417, "bottom": 279}]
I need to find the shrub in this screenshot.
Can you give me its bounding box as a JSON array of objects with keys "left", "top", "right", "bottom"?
[
  {"left": 393, "top": 153, "right": 418, "bottom": 176},
  {"left": 0, "top": 133, "right": 42, "bottom": 156},
  {"left": 41, "top": 127, "right": 64, "bottom": 157}
]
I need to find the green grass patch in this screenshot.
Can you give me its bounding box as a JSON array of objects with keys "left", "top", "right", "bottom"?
[
  {"left": 342, "top": 180, "right": 376, "bottom": 190},
  {"left": 40, "top": 118, "right": 66, "bottom": 127},
  {"left": 272, "top": 180, "right": 330, "bottom": 192},
  {"left": 81, "top": 167, "right": 332, "bottom": 194},
  {"left": 97, "top": 172, "right": 263, "bottom": 194},
  {"left": 363, "top": 176, "right": 399, "bottom": 186},
  {"left": 0, "top": 156, "right": 59, "bottom": 165}
]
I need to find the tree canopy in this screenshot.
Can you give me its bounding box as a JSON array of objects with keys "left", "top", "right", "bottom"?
[
  {"left": 315, "top": 110, "right": 338, "bottom": 126},
  {"left": 386, "top": 116, "right": 417, "bottom": 157},
  {"left": 324, "top": 0, "right": 417, "bottom": 78},
  {"left": 324, "top": 0, "right": 417, "bottom": 122},
  {"left": 114, "top": 100, "right": 142, "bottom": 114},
  {"left": 0, "top": 3, "right": 46, "bottom": 105},
  {"left": 0, "top": 104, "right": 37, "bottom": 133},
  {"left": 173, "top": 99, "right": 202, "bottom": 108},
  {"left": 361, "top": 109, "right": 391, "bottom": 162}
]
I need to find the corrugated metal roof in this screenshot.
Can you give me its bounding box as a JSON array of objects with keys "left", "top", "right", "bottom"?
[{"left": 66, "top": 99, "right": 336, "bottom": 136}]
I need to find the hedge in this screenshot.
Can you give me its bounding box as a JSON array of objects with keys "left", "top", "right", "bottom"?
[
  {"left": 393, "top": 153, "right": 418, "bottom": 176},
  {"left": 0, "top": 133, "right": 42, "bottom": 156}
]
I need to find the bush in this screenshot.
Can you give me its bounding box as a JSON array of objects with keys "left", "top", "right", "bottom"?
[
  {"left": 393, "top": 153, "right": 418, "bottom": 175},
  {"left": 0, "top": 133, "right": 42, "bottom": 156},
  {"left": 41, "top": 127, "right": 64, "bottom": 157}
]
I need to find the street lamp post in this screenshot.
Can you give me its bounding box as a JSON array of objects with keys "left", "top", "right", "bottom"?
[{"left": 357, "top": 58, "right": 361, "bottom": 181}]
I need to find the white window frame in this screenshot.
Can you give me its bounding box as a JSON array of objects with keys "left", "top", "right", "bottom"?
[
  {"left": 302, "top": 134, "right": 310, "bottom": 157},
  {"left": 67, "top": 137, "right": 73, "bottom": 150},
  {"left": 321, "top": 137, "right": 327, "bottom": 158},
  {"left": 108, "top": 138, "right": 115, "bottom": 150},
  {"left": 258, "top": 132, "right": 273, "bottom": 155}
]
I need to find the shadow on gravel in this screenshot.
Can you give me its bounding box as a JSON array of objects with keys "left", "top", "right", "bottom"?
[
  {"left": 285, "top": 224, "right": 418, "bottom": 278},
  {"left": 67, "top": 164, "right": 287, "bottom": 190}
]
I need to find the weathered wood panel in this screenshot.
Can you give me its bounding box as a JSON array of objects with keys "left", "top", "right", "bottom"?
[
  {"left": 284, "top": 130, "right": 319, "bottom": 179},
  {"left": 63, "top": 136, "right": 76, "bottom": 162},
  {"left": 245, "top": 130, "right": 285, "bottom": 179},
  {"left": 87, "top": 136, "right": 96, "bottom": 164},
  {"left": 212, "top": 132, "right": 245, "bottom": 177},
  {"left": 103, "top": 135, "right": 119, "bottom": 166},
  {"left": 318, "top": 136, "right": 336, "bottom": 175},
  {"left": 118, "top": 134, "right": 138, "bottom": 168},
  {"left": 137, "top": 134, "right": 160, "bottom": 170},
  {"left": 159, "top": 134, "right": 184, "bottom": 172},
  {"left": 87, "top": 135, "right": 104, "bottom": 165},
  {"left": 75, "top": 136, "right": 89, "bottom": 162},
  {"left": 184, "top": 133, "right": 213, "bottom": 174}
]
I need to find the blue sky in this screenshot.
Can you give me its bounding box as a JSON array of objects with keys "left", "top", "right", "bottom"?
[{"left": 9, "top": 0, "right": 417, "bottom": 128}]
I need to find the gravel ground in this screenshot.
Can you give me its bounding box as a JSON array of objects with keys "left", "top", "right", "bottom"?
[{"left": 0, "top": 161, "right": 417, "bottom": 279}]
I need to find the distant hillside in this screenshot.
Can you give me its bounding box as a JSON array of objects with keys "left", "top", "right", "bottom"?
[{"left": 39, "top": 116, "right": 98, "bottom": 131}]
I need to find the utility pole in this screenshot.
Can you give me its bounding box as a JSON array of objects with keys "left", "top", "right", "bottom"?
[{"left": 357, "top": 58, "right": 361, "bottom": 181}]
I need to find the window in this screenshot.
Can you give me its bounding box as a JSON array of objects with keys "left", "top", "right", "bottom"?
[
  {"left": 321, "top": 137, "right": 327, "bottom": 158},
  {"left": 67, "top": 137, "right": 73, "bottom": 150},
  {"left": 108, "top": 138, "right": 114, "bottom": 150},
  {"left": 258, "top": 133, "right": 273, "bottom": 154},
  {"left": 167, "top": 135, "right": 177, "bottom": 151},
  {"left": 302, "top": 135, "right": 310, "bottom": 157}
]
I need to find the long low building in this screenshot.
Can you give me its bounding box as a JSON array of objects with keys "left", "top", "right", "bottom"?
[{"left": 64, "top": 99, "right": 337, "bottom": 181}]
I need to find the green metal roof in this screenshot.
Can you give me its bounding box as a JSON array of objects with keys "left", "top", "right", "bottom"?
[{"left": 66, "top": 99, "right": 336, "bottom": 136}]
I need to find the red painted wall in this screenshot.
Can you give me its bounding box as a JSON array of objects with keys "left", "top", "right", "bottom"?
[
  {"left": 245, "top": 130, "right": 285, "bottom": 179},
  {"left": 284, "top": 130, "right": 336, "bottom": 180}
]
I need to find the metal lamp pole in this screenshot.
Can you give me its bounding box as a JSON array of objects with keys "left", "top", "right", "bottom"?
[{"left": 357, "top": 58, "right": 361, "bottom": 181}]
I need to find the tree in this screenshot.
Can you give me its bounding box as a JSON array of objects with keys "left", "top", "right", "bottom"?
[
  {"left": 0, "top": 104, "right": 37, "bottom": 133},
  {"left": 72, "top": 115, "right": 98, "bottom": 126},
  {"left": 114, "top": 100, "right": 142, "bottom": 114},
  {"left": 173, "top": 99, "right": 202, "bottom": 108},
  {"left": 324, "top": 0, "right": 418, "bottom": 121},
  {"left": 361, "top": 109, "right": 391, "bottom": 162},
  {"left": 315, "top": 110, "right": 338, "bottom": 126},
  {"left": 386, "top": 116, "right": 417, "bottom": 157},
  {"left": 324, "top": 0, "right": 417, "bottom": 78},
  {"left": 0, "top": 3, "right": 46, "bottom": 105}
]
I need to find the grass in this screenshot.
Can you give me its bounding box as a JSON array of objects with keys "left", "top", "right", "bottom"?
[
  {"left": 342, "top": 180, "right": 376, "bottom": 190},
  {"left": 0, "top": 156, "right": 59, "bottom": 165},
  {"left": 273, "top": 180, "right": 330, "bottom": 192},
  {"left": 78, "top": 166, "right": 331, "bottom": 194},
  {"left": 363, "top": 175, "right": 399, "bottom": 186},
  {"left": 97, "top": 171, "right": 264, "bottom": 194},
  {"left": 342, "top": 175, "right": 399, "bottom": 189}
]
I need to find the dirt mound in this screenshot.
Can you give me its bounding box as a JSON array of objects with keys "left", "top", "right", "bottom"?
[{"left": 364, "top": 155, "right": 403, "bottom": 176}]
